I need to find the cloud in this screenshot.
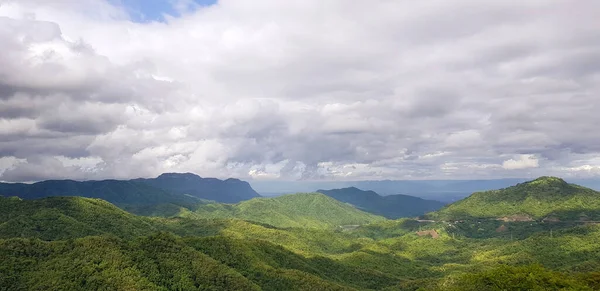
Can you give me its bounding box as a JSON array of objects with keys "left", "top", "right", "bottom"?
[
  {"left": 502, "top": 155, "right": 540, "bottom": 170},
  {"left": 0, "top": 0, "right": 599, "bottom": 182}
]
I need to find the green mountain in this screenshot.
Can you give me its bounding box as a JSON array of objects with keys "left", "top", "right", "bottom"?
[
  {"left": 176, "top": 193, "right": 387, "bottom": 229},
  {"left": 134, "top": 172, "right": 260, "bottom": 203},
  {"left": 0, "top": 179, "right": 199, "bottom": 207},
  {"left": 3, "top": 192, "right": 600, "bottom": 290},
  {"left": 0, "top": 195, "right": 398, "bottom": 290},
  {"left": 430, "top": 176, "right": 600, "bottom": 221},
  {"left": 317, "top": 187, "right": 445, "bottom": 219},
  {"left": 0, "top": 196, "right": 158, "bottom": 240}
]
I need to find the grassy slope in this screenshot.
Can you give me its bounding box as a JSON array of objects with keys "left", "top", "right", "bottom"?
[
  {"left": 430, "top": 176, "right": 600, "bottom": 220},
  {"left": 179, "top": 193, "right": 387, "bottom": 229}
]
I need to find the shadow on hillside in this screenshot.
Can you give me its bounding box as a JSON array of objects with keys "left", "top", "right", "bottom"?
[
  {"left": 448, "top": 215, "right": 599, "bottom": 240},
  {"left": 155, "top": 217, "right": 229, "bottom": 237}
]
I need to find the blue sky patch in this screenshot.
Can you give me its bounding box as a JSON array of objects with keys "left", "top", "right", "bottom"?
[{"left": 113, "top": 0, "right": 217, "bottom": 22}]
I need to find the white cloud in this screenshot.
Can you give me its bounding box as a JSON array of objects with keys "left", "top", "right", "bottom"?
[
  {"left": 502, "top": 155, "right": 540, "bottom": 170},
  {"left": 567, "top": 165, "right": 600, "bottom": 172},
  {"left": 0, "top": 0, "right": 599, "bottom": 181}
]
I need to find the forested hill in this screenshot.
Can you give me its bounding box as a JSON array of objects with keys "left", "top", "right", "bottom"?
[
  {"left": 3, "top": 189, "right": 600, "bottom": 290},
  {"left": 174, "top": 193, "right": 386, "bottom": 229},
  {"left": 317, "top": 187, "right": 445, "bottom": 219},
  {"left": 0, "top": 196, "right": 385, "bottom": 290},
  {"left": 429, "top": 176, "right": 600, "bottom": 221},
  {"left": 134, "top": 172, "right": 260, "bottom": 203},
  {"left": 0, "top": 196, "right": 157, "bottom": 240}
]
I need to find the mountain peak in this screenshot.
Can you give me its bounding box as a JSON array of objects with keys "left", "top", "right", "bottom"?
[
  {"left": 144, "top": 173, "right": 260, "bottom": 203},
  {"left": 430, "top": 177, "right": 600, "bottom": 220},
  {"left": 516, "top": 176, "right": 572, "bottom": 193},
  {"left": 528, "top": 176, "right": 567, "bottom": 186}
]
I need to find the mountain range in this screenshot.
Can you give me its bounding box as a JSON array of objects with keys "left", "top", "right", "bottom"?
[
  {"left": 0, "top": 172, "right": 451, "bottom": 220},
  {"left": 0, "top": 172, "right": 259, "bottom": 207},
  {"left": 317, "top": 187, "right": 445, "bottom": 219},
  {"left": 3, "top": 176, "right": 600, "bottom": 290},
  {"left": 0, "top": 179, "right": 198, "bottom": 206},
  {"left": 251, "top": 178, "right": 532, "bottom": 202}
]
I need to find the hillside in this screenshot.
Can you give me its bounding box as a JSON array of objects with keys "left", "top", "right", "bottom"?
[
  {"left": 0, "top": 196, "right": 157, "bottom": 240},
  {"left": 3, "top": 194, "right": 600, "bottom": 290},
  {"left": 0, "top": 233, "right": 262, "bottom": 290},
  {"left": 178, "top": 193, "right": 387, "bottom": 229},
  {"left": 317, "top": 187, "right": 445, "bottom": 219},
  {"left": 430, "top": 176, "right": 600, "bottom": 221},
  {"left": 0, "top": 195, "right": 415, "bottom": 290},
  {"left": 0, "top": 231, "right": 406, "bottom": 291},
  {"left": 135, "top": 172, "right": 260, "bottom": 203},
  {"left": 0, "top": 179, "right": 199, "bottom": 207}
]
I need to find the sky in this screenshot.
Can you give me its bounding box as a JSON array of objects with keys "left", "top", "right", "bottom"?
[
  {"left": 111, "top": 0, "right": 217, "bottom": 22},
  {"left": 0, "top": 0, "right": 599, "bottom": 182}
]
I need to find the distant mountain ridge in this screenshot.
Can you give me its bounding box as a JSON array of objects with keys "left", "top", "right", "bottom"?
[
  {"left": 134, "top": 172, "right": 260, "bottom": 203},
  {"left": 317, "top": 187, "right": 445, "bottom": 219},
  {"left": 0, "top": 172, "right": 260, "bottom": 207},
  {"left": 0, "top": 179, "right": 199, "bottom": 207},
  {"left": 251, "top": 178, "right": 531, "bottom": 202},
  {"left": 429, "top": 176, "right": 600, "bottom": 221}
]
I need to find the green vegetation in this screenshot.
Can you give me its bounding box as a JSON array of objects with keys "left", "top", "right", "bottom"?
[
  {"left": 170, "top": 193, "right": 387, "bottom": 229},
  {"left": 3, "top": 177, "right": 600, "bottom": 290},
  {"left": 0, "top": 234, "right": 260, "bottom": 290},
  {"left": 430, "top": 176, "right": 600, "bottom": 221},
  {"left": 439, "top": 264, "right": 598, "bottom": 290},
  {"left": 0, "top": 196, "right": 157, "bottom": 240},
  {"left": 317, "top": 187, "right": 445, "bottom": 219}
]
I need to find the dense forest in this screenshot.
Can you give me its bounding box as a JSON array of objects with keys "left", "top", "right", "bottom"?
[
  {"left": 2, "top": 177, "right": 600, "bottom": 290},
  {"left": 152, "top": 193, "right": 387, "bottom": 229},
  {"left": 430, "top": 176, "right": 600, "bottom": 221}
]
